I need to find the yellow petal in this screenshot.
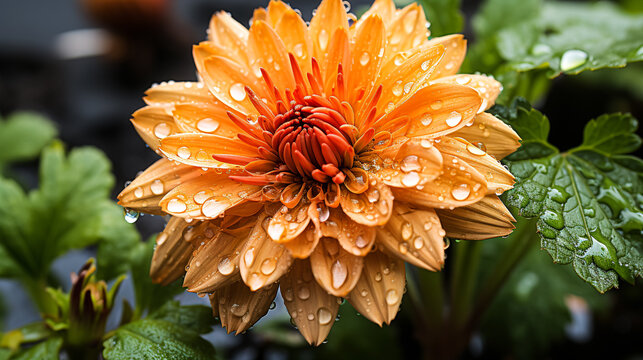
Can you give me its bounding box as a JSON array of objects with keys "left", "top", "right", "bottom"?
[
  {"left": 431, "top": 74, "right": 502, "bottom": 113},
  {"left": 280, "top": 259, "right": 340, "bottom": 345},
  {"left": 376, "top": 202, "right": 445, "bottom": 271},
  {"left": 249, "top": 20, "right": 295, "bottom": 92},
  {"left": 391, "top": 154, "right": 488, "bottom": 208},
  {"left": 283, "top": 223, "right": 320, "bottom": 259},
  {"left": 150, "top": 217, "right": 194, "bottom": 285},
  {"left": 274, "top": 8, "right": 313, "bottom": 74},
  {"left": 385, "top": 4, "right": 429, "bottom": 57},
  {"left": 436, "top": 195, "right": 515, "bottom": 240},
  {"left": 266, "top": 0, "right": 291, "bottom": 27},
  {"left": 426, "top": 34, "right": 467, "bottom": 80},
  {"left": 267, "top": 200, "right": 311, "bottom": 242},
  {"left": 348, "top": 14, "right": 386, "bottom": 104},
  {"left": 310, "top": 237, "right": 364, "bottom": 297},
  {"left": 436, "top": 136, "right": 515, "bottom": 195},
  {"left": 372, "top": 138, "right": 443, "bottom": 188},
  {"left": 313, "top": 206, "right": 376, "bottom": 256},
  {"left": 159, "top": 171, "right": 261, "bottom": 219},
  {"left": 449, "top": 112, "right": 521, "bottom": 160},
  {"left": 130, "top": 106, "right": 182, "bottom": 151},
  {"left": 172, "top": 103, "right": 240, "bottom": 138},
  {"left": 348, "top": 251, "right": 405, "bottom": 325},
  {"left": 144, "top": 81, "right": 214, "bottom": 107},
  {"left": 183, "top": 230, "right": 246, "bottom": 293},
  {"left": 118, "top": 158, "right": 206, "bottom": 215},
  {"left": 217, "top": 281, "right": 279, "bottom": 334},
  {"left": 239, "top": 213, "right": 293, "bottom": 291},
  {"left": 159, "top": 133, "right": 258, "bottom": 168},
  {"left": 340, "top": 179, "right": 393, "bottom": 226},
  {"left": 358, "top": 0, "right": 396, "bottom": 26},
  {"left": 208, "top": 12, "right": 250, "bottom": 66},
  {"left": 310, "top": 0, "right": 349, "bottom": 60}
]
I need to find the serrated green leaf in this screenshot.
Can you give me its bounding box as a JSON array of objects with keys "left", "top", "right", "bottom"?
[
  {"left": 103, "top": 319, "right": 215, "bottom": 360},
  {"left": 130, "top": 238, "right": 183, "bottom": 317},
  {"left": 148, "top": 301, "right": 216, "bottom": 334},
  {"left": 0, "top": 112, "right": 57, "bottom": 166},
  {"left": 96, "top": 203, "right": 142, "bottom": 281},
  {"left": 418, "top": 0, "right": 462, "bottom": 37},
  {"left": 493, "top": 100, "right": 643, "bottom": 292},
  {"left": 578, "top": 113, "right": 642, "bottom": 155},
  {"left": 10, "top": 337, "right": 62, "bottom": 360}
]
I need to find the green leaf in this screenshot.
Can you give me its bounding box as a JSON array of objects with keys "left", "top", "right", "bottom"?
[
  {"left": 130, "top": 238, "right": 183, "bottom": 317},
  {"left": 103, "top": 319, "right": 216, "bottom": 360},
  {"left": 492, "top": 100, "right": 643, "bottom": 292},
  {"left": 96, "top": 203, "right": 142, "bottom": 281},
  {"left": 479, "top": 220, "right": 608, "bottom": 356},
  {"left": 418, "top": 0, "right": 463, "bottom": 37},
  {"left": 494, "top": 2, "right": 643, "bottom": 77},
  {"left": 148, "top": 301, "right": 216, "bottom": 334},
  {"left": 10, "top": 337, "right": 62, "bottom": 360},
  {"left": 0, "top": 112, "right": 57, "bottom": 166},
  {"left": 0, "top": 143, "right": 139, "bottom": 284}
]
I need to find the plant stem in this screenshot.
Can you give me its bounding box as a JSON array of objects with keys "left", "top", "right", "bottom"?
[
  {"left": 23, "top": 277, "right": 57, "bottom": 316},
  {"left": 448, "top": 241, "right": 483, "bottom": 328}
]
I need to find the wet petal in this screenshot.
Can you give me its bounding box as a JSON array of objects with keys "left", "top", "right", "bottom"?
[
  {"left": 309, "top": 0, "right": 349, "bottom": 60},
  {"left": 340, "top": 179, "right": 393, "bottom": 226},
  {"left": 348, "top": 251, "right": 405, "bottom": 326},
  {"left": 217, "top": 281, "right": 279, "bottom": 334},
  {"left": 432, "top": 74, "right": 502, "bottom": 113},
  {"left": 376, "top": 202, "right": 445, "bottom": 271},
  {"left": 358, "top": 0, "right": 396, "bottom": 26},
  {"left": 118, "top": 158, "right": 207, "bottom": 215},
  {"left": 348, "top": 14, "right": 386, "bottom": 103},
  {"left": 265, "top": 0, "right": 291, "bottom": 27},
  {"left": 436, "top": 195, "right": 515, "bottom": 240},
  {"left": 372, "top": 138, "right": 443, "bottom": 189},
  {"left": 159, "top": 133, "right": 259, "bottom": 168},
  {"left": 426, "top": 34, "right": 467, "bottom": 80},
  {"left": 449, "top": 112, "right": 521, "bottom": 160},
  {"left": 150, "top": 217, "right": 194, "bottom": 285},
  {"left": 172, "top": 103, "right": 240, "bottom": 138},
  {"left": 131, "top": 106, "right": 182, "bottom": 151},
  {"left": 183, "top": 230, "right": 246, "bottom": 293},
  {"left": 268, "top": 200, "right": 311, "bottom": 242},
  {"left": 274, "top": 8, "right": 313, "bottom": 73},
  {"left": 240, "top": 213, "right": 293, "bottom": 291},
  {"left": 283, "top": 223, "right": 320, "bottom": 259},
  {"left": 281, "top": 259, "right": 340, "bottom": 345},
  {"left": 322, "top": 28, "right": 351, "bottom": 96},
  {"left": 249, "top": 20, "right": 295, "bottom": 92},
  {"left": 208, "top": 11, "right": 250, "bottom": 66},
  {"left": 144, "top": 81, "right": 214, "bottom": 107},
  {"left": 391, "top": 154, "right": 487, "bottom": 208},
  {"left": 159, "top": 171, "right": 261, "bottom": 219},
  {"left": 436, "top": 136, "right": 514, "bottom": 195},
  {"left": 384, "top": 4, "right": 429, "bottom": 57},
  {"left": 310, "top": 237, "right": 363, "bottom": 297}
]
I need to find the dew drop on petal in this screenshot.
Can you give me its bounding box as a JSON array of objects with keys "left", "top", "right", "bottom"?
[
  {"left": 386, "top": 289, "right": 399, "bottom": 305},
  {"left": 446, "top": 111, "right": 462, "bottom": 127},
  {"left": 401, "top": 171, "right": 420, "bottom": 187},
  {"left": 229, "top": 83, "right": 246, "bottom": 101},
  {"left": 134, "top": 187, "right": 143, "bottom": 198},
  {"left": 244, "top": 248, "right": 255, "bottom": 267},
  {"left": 331, "top": 260, "right": 348, "bottom": 289},
  {"left": 413, "top": 236, "right": 424, "bottom": 249},
  {"left": 319, "top": 29, "right": 329, "bottom": 51},
  {"left": 360, "top": 52, "right": 370, "bottom": 66},
  {"left": 456, "top": 76, "right": 470, "bottom": 85},
  {"left": 154, "top": 123, "right": 171, "bottom": 138},
  {"left": 318, "top": 307, "right": 332, "bottom": 325},
  {"left": 392, "top": 80, "right": 403, "bottom": 96},
  {"left": 217, "top": 257, "right": 234, "bottom": 275},
  {"left": 156, "top": 233, "right": 168, "bottom": 246},
  {"left": 401, "top": 221, "right": 413, "bottom": 241},
  {"left": 355, "top": 235, "right": 368, "bottom": 249},
  {"left": 420, "top": 113, "right": 433, "bottom": 126},
  {"left": 197, "top": 118, "right": 219, "bottom": 133},
  {"left": 261, "top": 258, "right": 277, "bottom": 275},
  {"left": 430, "top": 100, "right": 442, "bottom": 110},
  {"left": 202, "top": 198, "right": 230, "bottom": 217},
  {"left": 151, "top": 179, "right": 164, "bottom": 195},
  {"left": 297, "top": 286, "right": 310, "bottom": 300},
  {"left": 401, "top": 155, "right": 421, "bottom": 172},
  {"left": 451, "top": 183, "right": 471, "bottom": 201},
  {"left": 124, "top": 208, "right": 139, "bottom": 223},
  {"left": 167, "top": 198, "right": 187, "bottom": 213},
  {"left": 467, "top": 143, "right": 486, "bottom": 156},
  {"left": 398, "top": 242, "right": 408, "bottom": 254},
  {"left": 193, "top": 191, "right": 209, "bottom": 204},
  {"left": 177, "top": 146, "right": 191, "bottom": 159},
  {"left": 294, "top": 43, "right": 304, "bottom": 58},
  {"left": 268, "top": 222, "right": 285, "bottom": 240},
  {"left": 420, "top": 139, "right": 433, "bottom": 148},
  {"left": 421, "top": 60, "right": 431, "bottom": 71},
  {"left": 560, "top": 49, "right": 588, "bottom": 71}
]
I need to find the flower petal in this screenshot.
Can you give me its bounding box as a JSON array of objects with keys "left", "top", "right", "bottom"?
[
  {"left": 283, "top": 223, "right": 320, "bottom": 259},
  {"left": 309, "top": 0, "right": 349, "bottom": 60},
  {"left": 449, "top": 112, "right": 521, "bottom": 160},
  {"left": 358, "top": 0, "right": 396, "bottom": 26},
  {"left": 340, "top": 179, "right": 393, "bottom": 226},
  {"left": 431, "top": 74, "right": 502, "bottom": 113},
  {"left": 249, "top": 20, "right": 296, "bottom": 92},
  {"left": 348, "top": 14, "right": 386, "bottom": 103},
  {"left": 436, "top": 195, "right": 515, "bottom": 240},
  {"left": 150, "top": 217, "right": 194, "bottom": 285},
  {"left": 239, "top": 213, "right": 293, "bottom": 291},
  {"left": 376, "top": 202, "right": 445, "bottom": 271},
  {"left": 274, "top": 8, "right": 313, "bottom": 73},
  {"left": 384, "top": 83, "right": 482, "bottom": 138},
  {"left": 118, "top": 158, "right": 206, "bottom": 214},
  {"left": 436, "top": 136, "right": 515, "bottom": 195},
  {"left": 385, "top": 4, "right": 429, "bottom": 57},
  {"left": 183, "top": 229, "right": 246, "bottom": 293},
  {"left": 159, "top": 171, "right": 261, "bottom": 218},
  {"left": 322, "top": 28, "right": 351, "bottom": 96},
  {"left": 208, "top": 11, "right": 250, "bottom": 66},
  {"left": 314, "top": 207, "right": 376, "bottom": 256},
  {"left": 372, "top": 138, "right": 443, "bottom": 188},
  {"left": 172, "top": 103, "right": 241, "bottom": 138},
  {"left": 144, "top": 81, "right": 214, "bottom": 107},
  {"left": 310, "top": 237, "right": 364, "bottom": 297},
  {"left": 280, "top": 259, "right": 340, "bottom": 346},
  {"left": 391, "top": 154, "right": 487, "bottom": 208},
  {"left": 159, "top": 133, "right": 258, "bottom": 168},
  {"left": 131, "top": 106, "right": 182, "bottom": 151},
  {"left": 265, "top": 0, "right": 291, "bottom": 27},
  {"left": 217, "top": 281, "right": 279, "bottom": 334},
  {"left": 348, "top": 251, "right": 405, "bottom": 326},
  {"left": 267, "top": 200, "right": 311, "bottom": 242},
  {"left": 426, "top": 34, "right": 467, "bottom": 80}
]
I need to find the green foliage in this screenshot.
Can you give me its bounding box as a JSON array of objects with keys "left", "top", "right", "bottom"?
[
  {"left": 0, "top": 337, "right": 62, "bottom": 360},
  {"left": 0, "top": 112, "right": 57, "bottom": 168},
  {"left": 479, "top": 220, "right": 607, "bottom": 357},
  {"left": 103, "top": 302, "right": 216, "bottom": 360},
  {"left": 492, "top": 99, "right": 643, "bottom": 292},
  {"left": 130, "top": 238, "right": 184, "bottom": 317},
  {"left": 418, "top": 0, "right": 463, "bottom": 37}
]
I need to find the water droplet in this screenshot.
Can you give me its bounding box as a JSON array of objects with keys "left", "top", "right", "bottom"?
[
  {"left": 413, "top": 237, "right": 424, "bottom": 249},
  {"left": 420, "top": 113, "right": 433, "bottom": 126},
  {"left": 156, "top": 233, "right": 168, "bottom": 246},
  {"left": 356, "top": 235, "right": 368, "bottom": 249},
  {"left": 466, "top": 143, "right": 486, "bottom": 156},
  {"left": 560, "top": 49, "right": 588, "bottom": 71},
  {"left": 307, "top": 313, "right": 315, "bottom": 321},
  {"left": 123, "top": 208, "right": 139, "bottom": 223},
  {"left": 398, "top": 242, "right": 409, "bottom": 254},
  {"left": 531, "top": 43, "right": 552, "bottom": 55},
  {"left": 230, "top": 303, "right": 246, "bottom": 317},
  {"left": 421, "top": 60, "right": 431, "bottom": 71},
  {"left": 151, "top": 179, "right": 164, "bottom": 195},
  {"left": 297, "top": 286, "right": 310, "bottom": 300},
  {"left": 367, "top": 189, "right": 380, "bottom": 203},
  {"left": 134, "top": 187, "right": 143, "bottom": 198},
  {"left": 167, "top": 198, "right": 187, "bottom": 213},
  {"left": 229, "top": 83, "right": 246, "bottom": 101},
  {"left": 386, "top": 289, "right": 399, "bottom": 305},
  {"left": 392, "top": 80, "right": 403, "bottom": 96},
  {"left": 446, "top": 111, "right": 462, "bottom": 127},
  {"left": 197, "top": 118, "right": 219, "bottom": 133},
  {"left": 374, "top": 272, "right": 382, "bottom": 281},
  {"left": 401, "top": 222, "right": 413, "bottom": 241},
  {"left": 244, "top": 248, "right": 255, "bottom": 267},
  {"left": 202, "top": 198, "right": 230, "bottom": 217},
  {"left": 401, "top": 172, "right": 420, "bottom": 187},
  {"left": 456, "top": 76, "right": 470, "bottom": 85},
  {"left": 360, "top": 52, "right": 370, "bottom": 66},
  {"left": 218, "top": 257, "right": 234, "bottom": 275},
  {"left": 154, "top": 123, "right": 171, "bottom": 138},
  {"left": 268, "top": 222, "right": 285, "bottom": 240},
  {"left": 318, "top": 307, "right": 333, "bottom": 325},
  {"left": 542, "top": 210, "right": 564, "bottom": 230},
  {"left": 421, "top": 139, "right": 433, "bottom": 148},
  {"left": 451, "top": 183, "right": 471, "bottom": 201},
  {"left": 403, "top": 82, "right": 413, "bottom": 94},
  {"left": 177, "top": 146, "right": 191, "bottom": 159},
  {"left": 260, "top": 258, "right": 277, "bottom": 275},
  {"left": 319, "top": 29, "right": 329, "bottom": 51},
  {"left": 401, "top": 155, "right": 421, "bottom": 172},
  {"left": 331, "top": 260, "right": 348, "bottom": 289},
  {"left": 193, "top": 191, "right": 209, "bottom": 204},
  {"left": 430, "top": 100, "right": 442, "bottom": 110}
]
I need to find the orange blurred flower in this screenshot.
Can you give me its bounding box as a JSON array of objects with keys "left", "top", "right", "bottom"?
[{"left": 119, "top": 0, "right": 520, "bottom": 344}]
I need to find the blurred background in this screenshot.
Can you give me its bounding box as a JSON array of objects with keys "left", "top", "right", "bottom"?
[{"left": 0, "top": 0, "right": 642, "bottom": 359}]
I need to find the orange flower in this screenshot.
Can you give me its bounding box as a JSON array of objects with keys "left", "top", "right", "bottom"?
[{"left": 118, "top": 0, "right": 520, "bottom": 344}]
